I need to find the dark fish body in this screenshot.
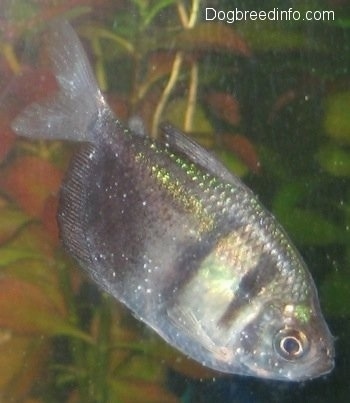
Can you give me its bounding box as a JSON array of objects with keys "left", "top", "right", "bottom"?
[{"left": 12, "top": 20, "right": 334, "bottom": 381}]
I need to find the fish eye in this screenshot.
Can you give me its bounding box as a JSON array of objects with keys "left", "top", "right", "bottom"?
[{"left": 274, "top": 328, "right": 309, "bottom": 361}]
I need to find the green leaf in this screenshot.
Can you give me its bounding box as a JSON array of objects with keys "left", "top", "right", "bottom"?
[
  {"left": 320, "top": 271, "right": 350, "bottom": 318},
  {"left": 0, "top": 245, "right": 43, "bottom": 266},
  {"left": 317, "top": 145, "right": 350, "bottom": 177},
  {"left": 273, "top": 182, "right": 305, "bottom": 214},
  {"left": 0, "top": 207, "right": 31, "bottom": 244},
  {"left": 143, "top": 0, "right": 177, "bottom": 27},
  {"left": 79, "top": 25, "right": 134, "bottom": 54},
  {"left": 164, "top": 98, "right": 213, "bottom": 133},
  {"left": 333, "top": 18, "right": 350, "bottom": 28},
  {"left": 0, "top": 223, "right": 53, "bottom": 266},
  {"left": 273, "top": 183, "right": 341, "bottom": 245},
  {"left": 7, "top": 0, "right": 38, "bottom": 21},
  {"left": 277, "top": 208, "right": 340, "bottom": 245},
  {"left": 324, "top": 91, "right": 350, "bottom": 144},
  {"left": 217, "top": 150, "right": 248, "bottom": 177}
]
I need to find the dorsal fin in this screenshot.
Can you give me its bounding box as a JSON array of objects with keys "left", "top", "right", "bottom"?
[{"left": 160, "top": 123, "right": 246, "bottom": 188}]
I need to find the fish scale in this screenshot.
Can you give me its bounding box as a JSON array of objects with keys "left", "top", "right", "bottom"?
[{"left": 11, "top": 19, "right": 334, "bottom": 381}]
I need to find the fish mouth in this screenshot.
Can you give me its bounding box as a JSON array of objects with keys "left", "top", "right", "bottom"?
[
  {"left": 313, "top": 344, "right": 335, "bottom": 378},
  {"left": 287, "top": 340, "right": 335, "bottom": 381},
  {"left": 240, "top": 340, "right": 335, "bottom": 382},
  {"left": 311, "top": 330, "right": 335, "bottom": 377}
]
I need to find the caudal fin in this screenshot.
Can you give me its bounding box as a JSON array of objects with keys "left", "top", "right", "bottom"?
[{"left": 12, "top": 19, "right": 111, "bottom": 142}]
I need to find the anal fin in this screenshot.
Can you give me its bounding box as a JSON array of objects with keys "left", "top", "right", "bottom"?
[{"left": 57, "top": 144, "right": 95, "bottom": 268}]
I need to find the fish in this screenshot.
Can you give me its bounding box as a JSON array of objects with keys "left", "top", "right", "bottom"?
[{"left": 11, "top": 19, "right": 334, "bottom": 382}]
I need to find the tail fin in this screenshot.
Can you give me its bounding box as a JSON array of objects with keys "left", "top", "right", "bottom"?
[{"left": 12, "top": 19, "right": 111, "bottom": 142}]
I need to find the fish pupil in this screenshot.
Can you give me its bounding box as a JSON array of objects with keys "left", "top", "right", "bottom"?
[
  {"left": 281, "top": 337, "right": 301, "bottom": 356},
  {"left": 274, "top": 329, "right": 308, "bottom": 360}
]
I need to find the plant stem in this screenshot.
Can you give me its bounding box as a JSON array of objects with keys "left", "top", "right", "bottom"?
[
  {"left": 151, "top": 52, "right": 183, "bottom": 137},
  {"left": 56, "top": 260, "right": 90, "bottom": 400},
  {"left": 1, "top": 42, "right": 21, "bottom": 74},
  {"left": 151, "top": 0, "right": 200, "bottom": 137},
  {"left": 184, "top": 62, "right": 198, "bottom": 132},
  {"left": 93, "top": 295, "right": 112, "bottom": 402}
]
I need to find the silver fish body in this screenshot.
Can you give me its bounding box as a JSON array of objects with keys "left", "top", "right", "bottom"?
[{"left": 12, "top": 19, "right": 334, "bottom": 381}]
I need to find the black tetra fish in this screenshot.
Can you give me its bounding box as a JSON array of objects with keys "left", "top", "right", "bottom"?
[{"left": 12, "top": 19, "right": 334, "bottom": 381}]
